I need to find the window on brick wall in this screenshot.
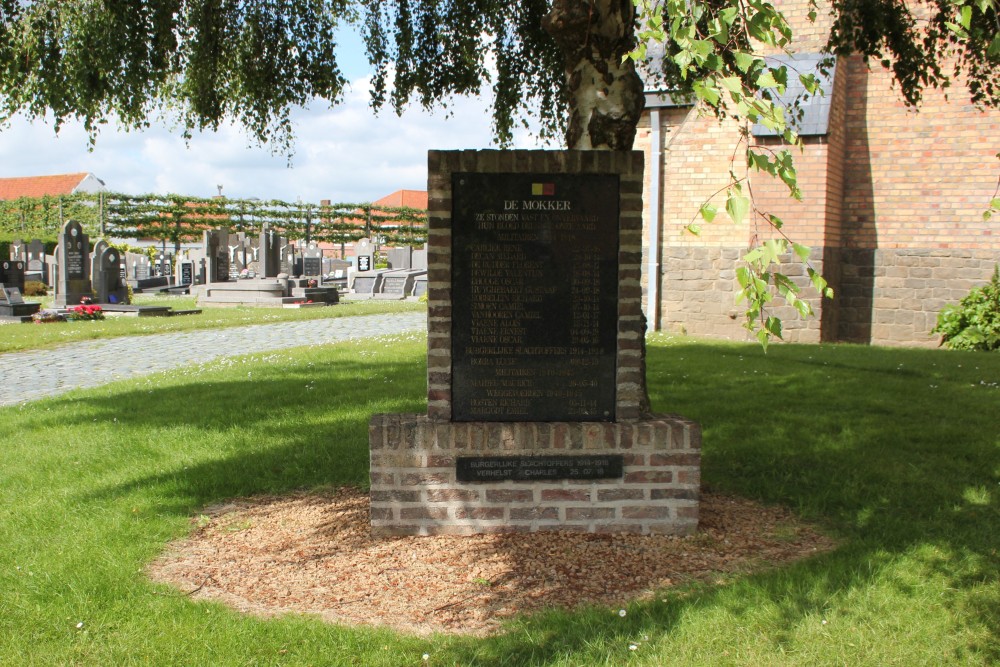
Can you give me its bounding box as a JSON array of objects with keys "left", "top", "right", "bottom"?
[{"left": 751, "top": 53, "right": 836, "bottom": 138}]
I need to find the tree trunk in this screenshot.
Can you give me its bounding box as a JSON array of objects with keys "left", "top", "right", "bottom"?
[{"left": 543, "top": 0, "right": 645, "bottom": 150}]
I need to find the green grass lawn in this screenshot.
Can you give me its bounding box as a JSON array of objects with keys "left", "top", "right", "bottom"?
[
  {"left": 0, "top": 295, "right": 425, "bottom": 353},
  {"left": 1, "top": 333, "right": 997, "bottom": 665}
]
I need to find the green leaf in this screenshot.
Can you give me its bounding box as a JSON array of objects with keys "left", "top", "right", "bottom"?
[
  {"left": 699, "top": 202, "right": 718, "bottom": 223},
  {"left": 726, "top": 192, "right": 751, "bottom": 225},
  {"left": 735, "top": 266, "right": 751, "bottom": 289},
  {"left": 792, "top": 242, "right": 811, "bottom": 262},
  {"left": 756, "top": 70, "right": 781, "bottom": 90},
  {"left": 733, "top": 51, "right": 758, "bottom": 73},
  {"left": 693, "top": 80, "right": 721, "bottom": 106},
  {"left": 765, "top": 316, "right": 783, "bottom": 338}
]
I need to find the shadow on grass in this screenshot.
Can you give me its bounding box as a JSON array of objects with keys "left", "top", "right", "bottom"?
[
  {"left": 69, "top": 356, "right": 427, "bottom": 514},
  {"left": 27, "top": 339, "right": 997, "bottom": 664},
  {"left": 438, "top": 342, "right": 1000, "bottom": 664}
]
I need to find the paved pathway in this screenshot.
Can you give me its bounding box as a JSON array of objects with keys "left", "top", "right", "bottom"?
[{"left": 0, "top": 311, "right": 426, "bottom": 406}]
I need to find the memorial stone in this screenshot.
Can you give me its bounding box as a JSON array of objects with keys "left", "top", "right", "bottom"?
[
  {"left": 259, "top": 226, "right": 281, "bottom": 278},
  {"left": 94, "top": 246, "right": 128, "bottom": 304},
  {"left": 53, "top": 220, "right": 92, "bottom": 306},
  {"left": 355, "top": 238, "right": 374, "bottom": 273},
  {"left": 203, "top": 229, "right": 230, "bottom": 282},
  {"left": 451, "top": 172, "right": 619, "bottom": 422},
  {"left": 0, "top": 259, "right": 26, "bottom": 292},
  {"left": 176, "top": 259, "right": 195, "bottom": 286},
  {"left": 369, "top": 150, "right": 702, "bottom": 538},
  {"left": 279, "top": 238, "right": 294, "bottom": 276},
  {"left": 387, "top": 246, "right": 413, "bottom": 269},
  {"left": 412, "top": 245, "right": 428, "bottom": 271},
  {"left": 303, "top": 243, "right": 324, "bottom": 277},
  {"left": 9, "top": 239, "right": 26, "bottom": 262},
  {"left": 91, "top": 240, "right": 109, "bottom": 281},
  {"left": 27, "top": 239, "right": 48, "bottom": 282}
]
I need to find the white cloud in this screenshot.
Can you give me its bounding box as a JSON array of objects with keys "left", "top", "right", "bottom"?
[{"left": 0, "top": 74, "right": 544, "bottom": 204}]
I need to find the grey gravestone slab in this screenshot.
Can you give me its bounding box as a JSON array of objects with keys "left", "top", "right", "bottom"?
[
  {"left": 204, "top": 229, "right": 231, "bottom": 282},
  {"left": 412, "top": 276, "right": 427, "bottom": 298},
  {"left": 412, "top": 245, "right": 428, "bottom": 271},
  {"left": 353, "top": 276, "right": 377, "bottom": 294},
  {"left": 26, "top": 239, "right": 49, "bottom": 284},
  {"left": 53, "top": 220, "right": 92, "bottom": 307},
  {"left": 381, "top": 274, "right": 408, "bottom": 296},
  {"left": 450, "top": 172, "right": 620, "bottom": 422},
  {"left": 387, "top": 246, "right": 412, "bottom": 269}
]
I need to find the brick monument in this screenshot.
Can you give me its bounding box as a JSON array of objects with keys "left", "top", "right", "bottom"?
[{"left": 370, "top": 150, "right": 701, "bottom": 536}]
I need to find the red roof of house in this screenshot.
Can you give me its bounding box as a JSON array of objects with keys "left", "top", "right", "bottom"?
[
  {"left": 0, "top": 173, "right": 94, "bottom": 200},
  {"left": 372, "top": 189, "right": 427, "bottom": 210}
]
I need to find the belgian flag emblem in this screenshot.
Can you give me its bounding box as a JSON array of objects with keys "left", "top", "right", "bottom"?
[{"left": 531, "top": 182, "right": 556, "bottom": 196}]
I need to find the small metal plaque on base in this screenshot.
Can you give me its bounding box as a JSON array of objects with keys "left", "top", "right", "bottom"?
[{"left": 456, "top": 455, "right": 624, "bottom": 483}]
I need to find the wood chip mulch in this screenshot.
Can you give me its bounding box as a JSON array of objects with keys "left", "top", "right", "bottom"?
[{"left": 147, "top": 487, "right": 836, "bottom": 636}]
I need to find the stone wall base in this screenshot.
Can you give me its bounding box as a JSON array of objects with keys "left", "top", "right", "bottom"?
[{"left": 369, "top": 414, "right": 701, "bottom": 537}]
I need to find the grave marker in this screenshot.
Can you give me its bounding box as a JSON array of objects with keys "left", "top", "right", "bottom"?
[
  {"left": 303, "top": 243, "right": 324, "bottom": 277},
  {"left": 53, "top": 220, "right": 92, "bottom": 306},
  {"left": 369, "top": 150, "right": 701, "bottom": 538}
]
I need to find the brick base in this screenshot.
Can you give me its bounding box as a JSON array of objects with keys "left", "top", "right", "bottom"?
[{"left": 369, "top": 414, "right": 701, "bottom": 537}]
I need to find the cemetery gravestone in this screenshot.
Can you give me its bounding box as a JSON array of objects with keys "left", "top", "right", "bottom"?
[
  {"left": 0, "top": 259, "right": 26, "bottom": 293},
  {"left": 176, "top": 259, "right": 195, "bottom": 286},
  {"left": 53, "top": 220, "right": 92, "bottom": 307},
  {"left": 355, "top": 238, "right": 374, "bottom": 273},
  {"left": 303, "top": 243, "right": 324, "bottom": 277},
  {"left": 369, "top": 150, "right": 702, "bottom": 538},
  {"left": 27, "top": 239, "right": 48, "bottom": 283},
  {"left": 9, "top": 239, "right": 26, "bottom": 262},
  {"left": 279, "top": 238, "right": 293, "bottom": 276},
  {"left": 387, "top": 246, "right": 413, "bottom": 269},
  {"left": 204, "top": 229, "right": 231, "bottom": 283},
  {"left": 94, "top": 246, "right": 128, "bottom": 304},
  {"left": 91, "top": 240, "right": 109, "bottom": 281},
  {"left": 259, "top": 227, "right": 281, "bottom": 278}
]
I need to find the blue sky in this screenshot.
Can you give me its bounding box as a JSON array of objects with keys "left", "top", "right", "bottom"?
[{"left": 0, "top": 28, "right": 543, "bottom": 204}]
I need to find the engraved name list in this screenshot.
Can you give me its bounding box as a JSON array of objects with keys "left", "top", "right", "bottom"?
[{"left": 451, "top": 172, "right": 620, "bottom": 422}]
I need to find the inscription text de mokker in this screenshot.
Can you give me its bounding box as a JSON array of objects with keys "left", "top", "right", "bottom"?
[{"left": 504, "top": 200, "right": 572, "bottom": 211}]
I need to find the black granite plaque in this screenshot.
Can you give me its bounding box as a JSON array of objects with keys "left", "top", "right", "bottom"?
[
  {"left": 456, "top": 455, "right": 624, "bottom": 482},
  {"left": 215, "top": 254, "right": 230, "bottom": 282},
  {"left": 180, "top": 262, "right": 193, "bottom": 285},
  {"left": 303, "top": 256, "right": 323, "bottom": 276},
  {"left": 357, "top": 255, "right": 372, "bottom": 272},
  {"left": 451, "top": 172, "right": 619, "bottom": 422}
]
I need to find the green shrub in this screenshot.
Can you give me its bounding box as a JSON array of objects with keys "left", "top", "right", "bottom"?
[
  {"left": 22, "top": 280, "right": 47, "bottom": 296},
  {"left": 933, "top": 265, "right": 1000, "bottom": 351}
]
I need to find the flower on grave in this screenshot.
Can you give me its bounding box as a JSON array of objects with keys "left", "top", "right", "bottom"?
[
  {"left": 306, "top": 299, "right": 313, "bottom": 304},
  {"left": 307, "top": 279, "right": 318, "bottom": 288},
  {"left": 32, "top": 309, "right": 66, "bottom": 324},
  {"left": 79, "top": 295, "right": 93, "bottom": 305},
  {"left": 68, "top": 304, "right": 105, "bottom": 321}
]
